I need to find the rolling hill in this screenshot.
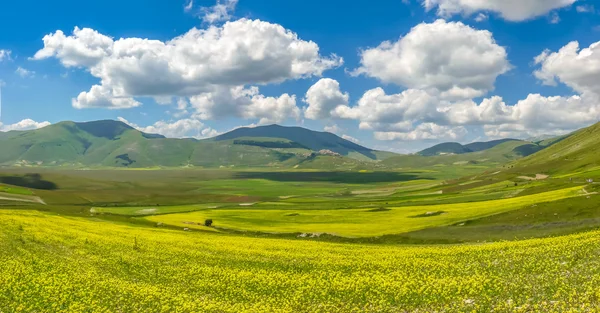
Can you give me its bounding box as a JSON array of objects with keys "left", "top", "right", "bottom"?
[
  {"left": 0, "top": 120, "right": 396, "bottom": 168},
  {"left": 511, "top": 122, "right": 600, "bottom": 175},
  {"left": 418, "top": 139, "right": 520, "bottom": 156},
  {"left": 212, "top": 124, "right": 395, "bottom": 161},
  {"left": 384, "top": 139, "right": 554, "bottom": 170}
]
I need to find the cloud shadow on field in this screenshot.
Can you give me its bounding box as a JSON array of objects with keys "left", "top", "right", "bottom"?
[{"left": 0, "top": 173, "right": 58, "bottom": 190}]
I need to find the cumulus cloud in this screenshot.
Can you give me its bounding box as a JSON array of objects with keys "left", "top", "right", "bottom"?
[
  {"left": 423, "top": 0, "right": 577, "bottom": 21},
  {"left": 32, "top": 20, "right": 342, "bottom": 120},
  {"left": 534, "top": 41, "right": 600, "bottom": 97},
  {"left": 72, "top": 85, "right": 141, "bottom": 109},
  {"left": 353, "top": 20, "right": 510, "bottom": 100},
  {"left": 0, "top": 50, "right": 11, "bottom": 62},
  {"left": 333, "top": 88, "right": 442, "bottom": 131},
  {"left": 15, "top": 67, "right": 35, "bottom": 78},
  {"left": 190, "top": 86, "right": 299, "bottom": 124},
  {"left": 335, "top": 85, "right": 599, "bottom": 141},
  {"left": 304, "top": 78, "right": 349, "bottom": 120},
  {"left": 0, "top": 119, "right": 51, "bottom": 131},
  {"left": 117, "top": 117, "right": 218, "bottom": 139}
]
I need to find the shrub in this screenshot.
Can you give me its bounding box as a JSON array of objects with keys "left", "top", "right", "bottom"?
[{"left": 205, "top": 219, "right": 213, "bottom": 227}]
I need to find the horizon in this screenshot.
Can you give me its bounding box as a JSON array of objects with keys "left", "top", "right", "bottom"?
[{"left": 0, "top": 0, "right": 598, "bottom": 154}]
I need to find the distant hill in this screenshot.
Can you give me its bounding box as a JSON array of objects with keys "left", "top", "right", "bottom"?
[
  {"left": 212, "top": 124, "right": 394, "bottom": 161},
  {"left": 0, "top": 120, "right": 396, "bottom": 168},
  {"left": 385, "top": 138, "right": 556, "bottom": 170},
  {"left": 418, "top": 139, "right": 519, "bottom": 156}
]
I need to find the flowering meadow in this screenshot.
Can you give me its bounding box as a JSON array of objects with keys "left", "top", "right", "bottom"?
[{"left": 1, "top": 209, "right": 599, "bottom": 313}]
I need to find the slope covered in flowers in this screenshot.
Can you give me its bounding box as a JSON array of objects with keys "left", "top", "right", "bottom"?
[{"left": 1, "top": 209, "right": 599, "bottom": 312}]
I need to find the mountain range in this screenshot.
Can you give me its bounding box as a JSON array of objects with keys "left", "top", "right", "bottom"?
[
  {"left": 0, "top": 120, "right": 394, "bottom": 168},
  {"left": 0, "top": 119, "right": 591, "bottom": 171}
]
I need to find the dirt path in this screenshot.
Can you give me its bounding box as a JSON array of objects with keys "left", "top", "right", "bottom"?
[{"left": 518, "top": 174, "right": 549, "bottom": 181}]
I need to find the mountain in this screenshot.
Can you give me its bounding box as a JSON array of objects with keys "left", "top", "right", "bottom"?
[
  {"left": 212, "top": 124, "right": 393, "bottom": 161},
  {"left": 417, "top": 139, "right": 520, "bottom": 156},
  {"left": 385, "top": 139, "right": 552, "bottom": 169},
  {"left": 418, "top": 142, "right": 472, "bottom": 156},
  {"left": 464, "top": 139, "right": 521, "bottom": 152},
  {"left": 0, "top": 120, "right": 396, "bottom": 168}
]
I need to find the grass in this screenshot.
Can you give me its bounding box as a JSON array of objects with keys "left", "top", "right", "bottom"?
[
  {"left": 2, "top": 208, "right": 600, "bottom": 312},
  {"left": 0, "top": 184, "right": 33, "bottom": 195},
  {"left": 143, "top": 186, "right": 583, "bottom": 237}
]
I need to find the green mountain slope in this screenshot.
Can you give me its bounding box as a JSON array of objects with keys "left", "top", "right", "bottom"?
[
  {"left": 212, "top": 124, "right": 387, "bottom": 160},
  {"left": 512, "top": 122, "right": 600, "bottom": 174},
  {"left": 0, "top": 120, "right": 396, "bottom": 168},
  {"left": 418, "top": 139, "right": 519, "bottom": 156},
  {"left": 385, "top": 140, "right": 548, "bottom": 169},
  {"left": 418, "top": 142, "right": 472, "bottom": 156}
]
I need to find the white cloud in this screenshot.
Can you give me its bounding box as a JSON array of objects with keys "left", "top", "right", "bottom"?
[
  {"left": 335, "top": 84, "right": 600, "bottom": 141},
  {"left": 341, "top": 134, "right": 360, "bottom": 143},
  {"left": 201, "top": 0, "right": 238, "bottom": 23},
  {"left": 184, "top": 0, "right": 194, "bottom": 12},
  {"left": 333, "top": 88, "right": 442, "bottom": 131},
  {"left": 324, "top": 124, "right": 342, "bottom": 134},
  {"left": 33, "top": 20, "right": 342, "bottom": 112},
  {"left": 0, "top": 50, "right": 11, "bottom": 62},
  {"left": 423, "top": 0, "right": 577, "bottom": 21},
  {"left": 474, "top": 13, "right": 488, "bottom": 22},
  {"left": 478, "top": 94, "right": 599, "bottom": 138},
  {"left": 534, "top": 41, "right": 600, "bottom": 97},
  {"left": 304, "top": 78, "right": 349, "bottom": 120},
  {"left": 576, "top": 5, "right": 594, "bottom": 13},
  {"left": 549, "top": 12, "right": 561, "bottom": 24},
  {"left": 353, "top": 20, "right": 509, "bottom": 100},
  {"left": 117, "top": 117, "right": 218, "bottom": 139},
  {"left": 375, "top": 123, "right": 467, "bottom": 141},
  {"left": 15, "top": 67, "right": 35, "bottom": 78},
  {"left": 190, "top": 86, "right": 300, "bottom": 124},
  {"left": 72, "top": 85, "right": 141, "bottom": 109},
  {"left": 0, "top": 119, "right": 51, "bottom": 131}
]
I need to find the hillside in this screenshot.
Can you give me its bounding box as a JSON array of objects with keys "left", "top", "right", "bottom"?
[
  {"left": 511, "top": 122, "right": 600, "bottom": 175},
  {"left": 385, "top": 139, "right": 549, "bottom": 170},
  {"left": 0, "top": 120, "right": 395, "bottom": 168},
  {"left": 418, "top": 139, "right": 519, "bottom": 156},
  {"left": 212, "top": 124, "right": 390, "bottom": 161}
]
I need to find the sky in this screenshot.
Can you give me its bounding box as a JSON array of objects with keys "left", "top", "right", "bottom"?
[{"left": 0, "top": 0, "right": 599, "bottom": 153}]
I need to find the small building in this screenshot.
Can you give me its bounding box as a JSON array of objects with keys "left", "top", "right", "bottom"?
[{"left": 587, "top": 179, "right": 594, "bottom": 183}]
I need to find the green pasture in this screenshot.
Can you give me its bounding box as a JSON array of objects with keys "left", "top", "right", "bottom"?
[{"left": 143, "top": 186, "right": 583, "bottom": 237}]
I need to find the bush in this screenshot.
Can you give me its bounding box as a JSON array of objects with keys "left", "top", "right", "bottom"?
[{"left": 205, "top": 219, "right": 213, "bottom": 227}]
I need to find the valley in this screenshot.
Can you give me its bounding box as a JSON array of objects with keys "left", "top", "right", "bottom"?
[{"left": 2, "top": 120, "right": 600, "bottom": 312}]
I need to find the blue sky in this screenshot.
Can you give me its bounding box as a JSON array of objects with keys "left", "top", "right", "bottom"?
[{"left": 0, "top": 0, "right": 599, "bottom": 152}]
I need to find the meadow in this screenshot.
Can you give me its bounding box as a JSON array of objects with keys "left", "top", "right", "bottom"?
[
  {"left": 3, "top": 209, "right": 600, "bottom": 313},
  {"left": 1, "top": 166, "right": 600, "bottom": 311}
]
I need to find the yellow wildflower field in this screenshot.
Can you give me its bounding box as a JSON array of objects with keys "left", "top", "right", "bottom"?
[{"left": 1, "top": 209, "right": 599, "bottom": 312}]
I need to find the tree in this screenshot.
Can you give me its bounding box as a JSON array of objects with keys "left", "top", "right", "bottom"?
[{"left": 205, "top": 219, "right": 213, "bottom": 227}]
